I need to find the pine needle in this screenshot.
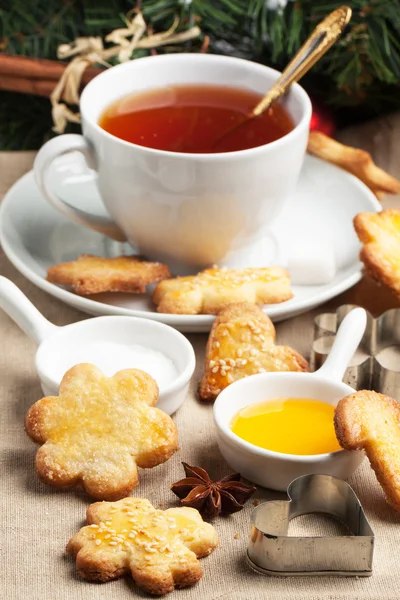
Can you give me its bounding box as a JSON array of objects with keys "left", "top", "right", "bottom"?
[{"left": 1, "top": 0, "right": 400, "bottom": 148}]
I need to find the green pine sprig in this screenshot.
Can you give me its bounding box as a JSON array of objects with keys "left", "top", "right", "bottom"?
[{"left": 1, "top": 0, "right": 400, "bottom": 149}]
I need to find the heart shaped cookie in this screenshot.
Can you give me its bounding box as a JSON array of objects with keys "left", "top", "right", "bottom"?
[{"left": 199, "top": 302, "right": 308, "bottom": 401}]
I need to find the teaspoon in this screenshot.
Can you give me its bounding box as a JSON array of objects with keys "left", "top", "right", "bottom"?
[{"left": 213, "top": 6, "right": 352, "bottom": 151}]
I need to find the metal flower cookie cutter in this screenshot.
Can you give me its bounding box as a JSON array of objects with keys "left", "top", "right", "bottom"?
[
  {"left": 311, "top": 304, "right": 400, "bottom": 398},
  {"left": 247, "top": 474, "right": 374, "bottom": 577}
]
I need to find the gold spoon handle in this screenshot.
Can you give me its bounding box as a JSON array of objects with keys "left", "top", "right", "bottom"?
[{"left": 252, "top": 6, "right": 352, "bottom": 117}]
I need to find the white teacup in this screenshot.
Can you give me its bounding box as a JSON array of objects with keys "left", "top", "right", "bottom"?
[{"left": 34, "top": 53, "right": 312, "bottom": 271}]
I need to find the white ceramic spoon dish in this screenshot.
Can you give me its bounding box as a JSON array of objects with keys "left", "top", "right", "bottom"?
[
  {"left": 213, "top": 307, "right": 367, "bottom": 491},
  {"left": 0, "top": 156, "right": 380, "bottom": 332},
  {"left": 0, "top": 276, "right": 195, "bottom": 415}
]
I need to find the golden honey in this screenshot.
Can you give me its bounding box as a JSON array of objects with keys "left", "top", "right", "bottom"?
[{"left": 230, "top": 398, "right": 341, "bottom": 455}]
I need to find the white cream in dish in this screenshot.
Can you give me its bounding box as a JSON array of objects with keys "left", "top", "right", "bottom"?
[{"left": 52, "top": 342, "right": 178, "bottom": 389}]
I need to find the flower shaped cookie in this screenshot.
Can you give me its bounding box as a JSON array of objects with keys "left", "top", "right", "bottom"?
[
  {"left": 67, "top": 497, "right": 218, "bottom": 595},
  {"left": 25, "top": 364, "right": 178, "bottom": 500}
]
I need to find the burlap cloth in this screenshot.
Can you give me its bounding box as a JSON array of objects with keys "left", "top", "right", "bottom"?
[{"left": 2, "top": 127, "right": 400, "bottom": 600}]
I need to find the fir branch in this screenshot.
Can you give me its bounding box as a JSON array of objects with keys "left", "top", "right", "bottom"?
[{"left": 1, "top": 0, "right": 400, "bottom": 149}]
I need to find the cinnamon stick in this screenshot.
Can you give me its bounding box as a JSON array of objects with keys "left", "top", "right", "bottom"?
[
  {"left": 0, "top": 75, "right": 55, "bottom": 98},
  {"left": 0, "top": 54, "right": 103, "bottom": 83}
]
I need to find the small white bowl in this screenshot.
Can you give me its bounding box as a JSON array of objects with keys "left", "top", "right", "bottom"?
[
  {"left": 213, "top": 308, "right": 367, "bottom": 491},
  {"left": 0, "top": 276, "right": 195, "bottom": 415}
]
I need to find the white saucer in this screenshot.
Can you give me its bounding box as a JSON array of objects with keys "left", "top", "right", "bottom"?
[{"left": 0, "top": 156, "right": 380, "bottom": 332}]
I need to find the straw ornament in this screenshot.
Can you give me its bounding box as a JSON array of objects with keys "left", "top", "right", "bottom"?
[{"left": 51, "top": 11, "right": 200, "bottom": 134}]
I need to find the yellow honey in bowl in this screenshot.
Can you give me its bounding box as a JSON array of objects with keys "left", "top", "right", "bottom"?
[{"left": 230, "top": 398, "right": 341, "bottom": 455}]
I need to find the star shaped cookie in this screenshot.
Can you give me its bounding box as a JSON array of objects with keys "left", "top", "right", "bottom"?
[
  {"left": 153, "top": 266, "right": 292, "bottom": 314},
  {"left": 47, "top": 254, "right": 171, "bottom": 295},
  {"left": 199, "top": 302, "right": 309, "bottom": 400},
  {"left": 354, "top": 210, "right": 400, "bottom": 299},
  {"left": 25, "top": 364, "right": 178, "bottom": 500},
  {"left": 67, "top": 497, "right": 218, "bottom": 595}
]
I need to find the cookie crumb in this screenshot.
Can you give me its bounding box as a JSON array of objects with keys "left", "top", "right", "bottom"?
[
  {"left": 234, "top": 532, "right": 239, "bottom": 540},
  {"left": 252, "top": 499, "right": 260, "bottom": 507}
]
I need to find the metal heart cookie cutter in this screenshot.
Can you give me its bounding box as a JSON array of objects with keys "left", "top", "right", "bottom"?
[
  {"left": 311, "top": 304, "right": 400, "bottom": 399},
  {"left": 247, "top": 474, "right": 374, "bottom": 577}
]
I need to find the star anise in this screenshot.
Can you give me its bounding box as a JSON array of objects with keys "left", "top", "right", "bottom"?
[{"left": 171, "top": 462, "right": 256, "bottom": 519}]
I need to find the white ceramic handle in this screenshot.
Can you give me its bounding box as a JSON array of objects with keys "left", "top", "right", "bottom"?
[
  {"left": 315, "top": 307, "right": 367, "bottom": 381},
  {"left": 33, "top": 134, "right": 126, "bottom": 242},
  {"left": 0, "top": 276, "right": 59, "bottom": 344}
]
